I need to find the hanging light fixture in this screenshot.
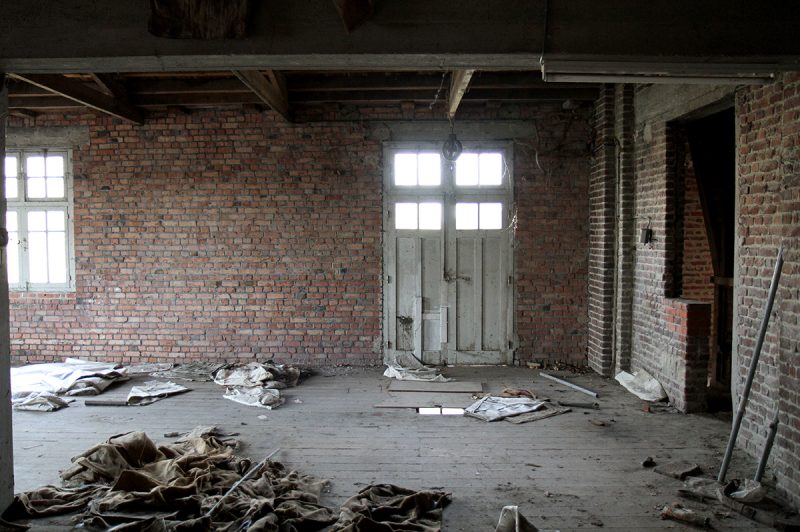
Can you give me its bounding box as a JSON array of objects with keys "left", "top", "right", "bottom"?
[{"left": 442, "top": 119, "right": 462, "bottom": 162}]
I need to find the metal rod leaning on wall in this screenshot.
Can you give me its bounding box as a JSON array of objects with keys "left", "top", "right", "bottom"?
[
  {"left": 718, "top": 246, "right": 784, "bottom": 483},
  {"left": 540, "top": 372, "right": 599, "bottom": 398},
  {"left": 754, "top": 408, "right": 780, "bottom": 482}
]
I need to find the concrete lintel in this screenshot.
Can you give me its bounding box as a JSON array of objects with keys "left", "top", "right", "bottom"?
[
  {"left": 634, "top": 84, "right": 736, "bottom": 127},
  {"left": 6, "top": 126, "right": 91, "bottom": 148}
]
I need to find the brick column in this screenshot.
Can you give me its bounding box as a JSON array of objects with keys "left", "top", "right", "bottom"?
[{"left": 665, "top": 298, "right": 711, "bottom": 412}]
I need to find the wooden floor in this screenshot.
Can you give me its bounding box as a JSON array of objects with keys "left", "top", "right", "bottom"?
[{"left": 11, "top": 366, "right": 770, "bottom": 530}]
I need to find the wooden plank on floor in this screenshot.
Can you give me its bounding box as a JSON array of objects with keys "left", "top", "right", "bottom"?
[
  {"left": 374, "top": 392, "right": 476, "bottom": 408},
  {"left": 387, "top": 380, "right": 483, "bottom": 393}
]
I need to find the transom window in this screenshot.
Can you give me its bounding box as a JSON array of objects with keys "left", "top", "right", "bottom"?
[{"left": 5, "top": 149, "right": 75, "bottom": 291}]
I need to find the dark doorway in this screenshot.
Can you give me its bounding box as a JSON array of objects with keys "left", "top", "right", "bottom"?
[{"left": 685, "top": 108, "right": 736, "bottom": 411}]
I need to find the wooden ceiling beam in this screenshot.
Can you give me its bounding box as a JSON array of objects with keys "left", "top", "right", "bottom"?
[
  {"left": 447, "top": 69, "right": 474, "bottom": 119},
  {"left": 232, "top": 70, "right": 290, "bottom": 121},
  {"left": 11, "top": 73, "right": 143, "bottom": 124}
]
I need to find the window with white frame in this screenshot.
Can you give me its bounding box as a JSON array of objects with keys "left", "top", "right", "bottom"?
[{"left": 5, "top": 149, "right": 74, "bottom": 291}]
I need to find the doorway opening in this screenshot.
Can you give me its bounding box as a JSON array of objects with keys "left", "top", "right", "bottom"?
[{"left": 382, "top": 143, "right": 515, "bottom": 366}]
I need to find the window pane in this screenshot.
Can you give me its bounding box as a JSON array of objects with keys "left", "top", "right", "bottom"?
[
  {"left": 26, "top": 155, "right": 45, "bottom": 177},
  {"left": 455, "top": 203, "right": 479, "bottom": 230},
  {"left": 395, "top": 202, "right": 418, "bottom": 230},
  {"left": 417, "top": 153, "right": 441, "bottom": 186},
  {"left": 5, "top": 156, "right": 17, "bottom": 178},
  {"left": 6, "top": 211, "right": 18, "bottom": 232},
  {"left": 28, "top": 177, "right": 46, "bottom": 198},
  {"left": 7, "top": 231, "right": 19, "bottom": 284},
  {"left": 46, "top": 155, "right": 64, "bottom": 177},
  {"left": 28, "top": 231, "right": 49, "bottom": 283},
  {"left": 455, "top": 153, "right": 479, "bottom": 186},
  {"left": 394, "top": 154, "right": 417, "bottom": 186},
  {"left": 48, "top": 232, "right": 68, "bottom": 283},
  {"left": 47, "top": 210, "right": 66, "bottom": 231},
  {"left": 418, "top": 202, "right": 442, "bottom": 230},
  {"left": 479, "top": 202, "right": 503, "bottom": 229},
  {"left": 28, "top": 211, "right": 47, "bottom": 231},
  {"left": 47, "top": 177, "right": 65, "bottom": 199},
  {"left": 5, "top": 178, "right": 18, "bottom": 199},
  {"left": 479, "top": 153, "right": 503, "bottom": 185}
]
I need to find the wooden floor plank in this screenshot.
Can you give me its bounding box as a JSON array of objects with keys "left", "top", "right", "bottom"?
[{"left": 388, "top": 380, "right": 484, "bottom": 393}]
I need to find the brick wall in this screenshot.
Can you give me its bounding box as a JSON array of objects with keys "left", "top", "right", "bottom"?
[
  {"left": 735, "top": 72, "right": 800, "bottom": 506},
  {"left": 7, "top": 102, "right": 591, "bottom": 367},
  {"left": 681, "top": 147, "right": 715, "bottom": 302}
]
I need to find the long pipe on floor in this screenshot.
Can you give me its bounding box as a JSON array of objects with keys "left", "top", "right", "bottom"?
[
  {"left": 754, "top": 408, "right": 780, "bottom": 482},
  {"left": 718, "top": 246, "right": 784, "bottom": 483},
  {"left": 205, "top": 447, "right": 281, "bottom": 518}
]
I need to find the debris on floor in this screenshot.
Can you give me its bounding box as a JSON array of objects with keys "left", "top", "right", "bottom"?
[
  {"left": 504, "top": 404, "right": 571, "bottom": 424},
  {"left": 223, "top": 386, "right": 283, "bottom": 409},
  {"left": 331, "top": 483, "right": 450, "bottom": 531},
  {"left": 126, "top": 362, "right": 174, "bottom": 374},
  {"left": 539, "top": 371, "right": 599, "bottom": 398},
  {"left": 498, "top": 387, "right": 535, "bottom": 399},
  {"left": 464, "top": 395, "right": 548, "bottom": 422},
  {"left": 614, "top": 369, "right": 667, "bottom": 402},
  {"left": 654, "top": 461, "right": 703, "bottom": 480},
  {"left": 642, "top": 456, "right": 656, "bottom": 468},
  {"left": 126, "top": 380, "right": 190, "bottom": 406},
  {"left": 4, "top": 429, "right": 451, "bottom": 531},
  {"left": 11, "top": 391, "right": 72, "bottom": 412},
  {"left": 557, "top": 400, "right": 599, "bottom": 409},
  {"left": 11, "top": 358, "right": 130, "bottom": 411},
  {"left": 213, "top": 361, "right": 304, "bottom": 409},
  {"left": 660, "top": 501, "right": 711, "bottom": 527},
  {"left": 729, "top": 479, "right": 765, "bottom": 503},
  {"left": 383, "top": 352, "right": 453, "bottom": 382},
  {"left": 495, "top": 505, "right": 538, "bottom": 531},
  {"left": 153, "top": 361, "right": 226, "bottom": 381}
]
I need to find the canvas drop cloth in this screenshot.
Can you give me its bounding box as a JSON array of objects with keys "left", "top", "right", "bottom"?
[
  {"left": 465, "top": 396, "right": 548, "bottom": 422},
  {"left": 615, "top": 369, "right": 668, "bottom": 402}
]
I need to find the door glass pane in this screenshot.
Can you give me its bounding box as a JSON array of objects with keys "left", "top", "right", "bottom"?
[
  {"left": 47, "top": 177, "right": 65, "bottom": 199},
  {"left": 27, "top": 177, "right": 46, "bottom": 198},
  {"left": 479, "top": 202, "right": 503, "bottom": 230},
  {"left": 455, "top": 153, "right": 479, "bottom": 186},
  {"left": 48, "top": 232, "right": 68, "bottom": 283},
  {"left": 455, "top": 203, "right": 479, "bottom": 230},
  {"left": 28, "top": 211, "right": 47, "bottom": 231},
  {"left": 7, "top": 231, "right": 19, "bottom": 284},
  {"left": 5, "top": 156, "right": 17, "bottom": 178},
  {"left": 479, "top": 153, "right": 503, "bottom": 185},
  {"left": 29, "top": 231, "right": 49, "bottom": 283},
  {"left": 394, "top": 154, "right": 417, "bottom": 186},
  {"left": 46, "top": 155, "right": 64, "bottom": 177},
  {"left": 395, "top": 202, "right": 418, "bottom": 230},
  {"left": 6, "top": 211, "right": 18, "bottom": 232},
  {"left": 5, "top": 178, "right": 18, "bottom": 199},
  {"left": 418, "top": 202, "right": 442, "bottom": 230},
  {"left": 26, "top": 155, "right": 45, "bottom": 177},
  {"left": 417, "top": 153, "right": 441, "bottom": 186}
]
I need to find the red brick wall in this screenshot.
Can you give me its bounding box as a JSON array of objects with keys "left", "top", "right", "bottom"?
[
  {"left": 736, "top": 72, "right": 800, "bottom": 507},
  {"left": 7, "top": 103, "right": 591, "bottom": 367}
]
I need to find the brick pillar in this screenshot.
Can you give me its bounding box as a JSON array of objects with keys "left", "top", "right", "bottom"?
[
  {"left": 665, "top": 298, "right": 711, "bottom": 412},
  {"left": 587, "top": 85, "right": 616, "bottom": 375}
]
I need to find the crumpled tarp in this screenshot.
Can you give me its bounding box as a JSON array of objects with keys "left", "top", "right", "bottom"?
[
  {"left": 495, "top": 505, "right": 538, "bottom": 532},
  {"left": 615, "top": 369, "right": 668, "bottom": 402},
  {"left": 464, "top": 396, "right": 547, "bottom": 422},
  {"left": 152, "top": 361, "right": 226, "bottom": 382},
  {"left": 6, "top": 431, "right": 450, "bottom": 531},
  {"left": 213, "top": 361, "right": 301, "bottom": 389},
  {"left": 11, "top": 391, "right": 72, "bottom": 412},
  {"left": 4, "top": 428, "right": 338, "bottom": 531},
  {"left": 11, "top": 358, "right": 130, "bottom": 410},
  {"left": 331, "top": 484, "right": 451, "bottom": 532},
  {"left": 222, "top": 387, "right": 284, "bottom": 409},
  {"left": 383, "top": 352, "right": 453, "bottom": 382},
  {"left": 126, "top": 381, "right": 190, "bottom": 406}
]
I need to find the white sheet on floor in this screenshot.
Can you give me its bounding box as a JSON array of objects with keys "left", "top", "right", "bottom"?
[
  {"left": 615, "top": 369, "right": 668, "bottom": 402},
  {"left": 11, "top": 358, "right": 129, "bottom": 398},
  {"left": 464, "top": 396, "right": 547, "bottom": 422},
  {"left": 11, "top": 391, "right": 72, "bottom": 412},
  {"left": 222, "top": 387, "right": 284, "bottom": 409},
  {"left": 127, "top": 380, "right": 189, "bottom": 405}
]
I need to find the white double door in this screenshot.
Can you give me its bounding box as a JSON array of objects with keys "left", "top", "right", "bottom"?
[{"left": 383, "top": 143, "right": 514, "bottom": 366}]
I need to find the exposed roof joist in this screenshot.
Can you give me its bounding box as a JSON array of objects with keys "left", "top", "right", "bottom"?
[
  {"left": 448, "top": 70, "right": 474, "bottom": 119},
  {"left": 232, "top": 70, "right": 290, "bottom": 121},
  {"left": 10, "top": 73, "right": 143, "bottom": 124}
]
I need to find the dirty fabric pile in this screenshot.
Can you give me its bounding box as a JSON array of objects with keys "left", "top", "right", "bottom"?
[
  {"left": 383, "top": 352, "right": 453, "bottom": 383},
  {"left": 6, "top": 430, "right": 451, "bottom": 532},
  {"left": 615, "top": 369, "right": 667, "bottom": 402},
  {"left": 152, "top": 361, "right": 226, "bottom": 382},
  {"left": 213, "top": 361, "right": 303, "bottom": 410},
  {"left": 11, "top": 358, "right": 130, "bottom": 411},
  {"left": 331, "top": 484, "right": 451, "bottom": 531},
  {"left": 4, "top": 428, "right": 338, "bottom": 531},
  {"left": 126, "top": 381, "right": 190, "bottom": 406},
  {"left": 465, "top": 396, "right": 548, "bottom": 422}
]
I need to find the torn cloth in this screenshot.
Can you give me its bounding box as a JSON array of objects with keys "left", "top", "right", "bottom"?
[
  {"left": 11, "top": 391, "right": 72, "bottom": 412},
  {"left": 331, "top": 484, "right": 451, "bottom": 532},
  {"left": 11, "top": 358, "right": 129, "bottom": 397},
  {"left": 5, "top": 429, "right": 337, "bottom": 531},
  {"left": 126, "top": 381, "right": 189, "bottom": 406},
  {"left": 615, "top": 369, "right": 667, "bottom": 402},
  {"left": 465, "top": 396, "right": 547, "bottom": 422}
]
